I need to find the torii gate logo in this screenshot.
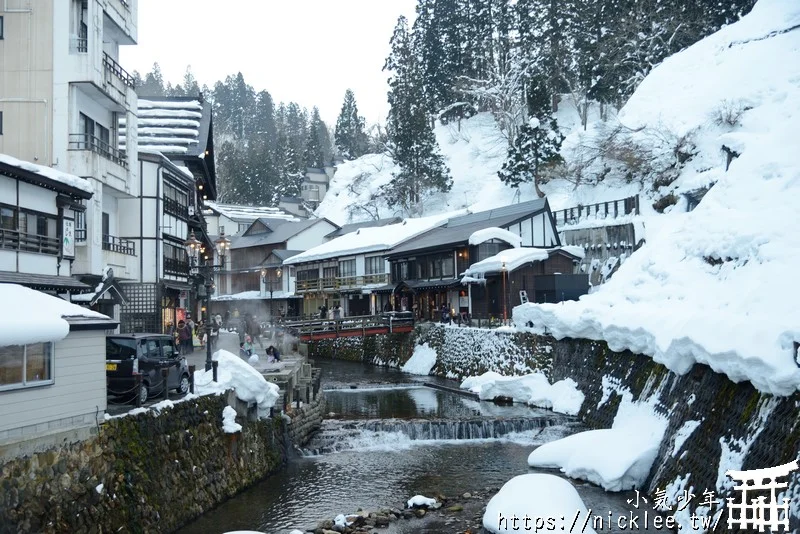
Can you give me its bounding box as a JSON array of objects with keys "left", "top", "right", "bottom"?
[{"left": 726, "top": 460, "right": 798, "bottom": 531}]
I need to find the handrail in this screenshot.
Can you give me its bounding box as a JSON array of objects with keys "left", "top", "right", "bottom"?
[
  {"left": 295, "top": 273, "right": 389, "bottom": 292},
  {"left": 163, "top": 197, "right": 189, "bottom": 219},
  {"left": 282, "top": 313, "right": 415, "bottom": 336},
  {"left": 103, "top": 52, "right": 136, "bottom": 88},
  {"left": 68, "top": 133, "right": 128, "bottom": 168},
  {"left": 102, "top": 234, "right": 136, "bottom": 256},
  {"left": 0, "top": 228, "right": 60, "bottom": 256},
  {"left": 553, "top": 195, "right": 640, "bottom": 227}
]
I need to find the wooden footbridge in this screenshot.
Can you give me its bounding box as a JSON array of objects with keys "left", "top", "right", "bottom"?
[{"left": 281, "top": 312, "right": 415, "bottom": 342}]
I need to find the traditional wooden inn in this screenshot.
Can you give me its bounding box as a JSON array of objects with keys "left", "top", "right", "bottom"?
[
  {"left": 283, "top": 215, "right": 453, "bottom": 317},
  {"left": 212, "top": 217, "right": 339, "bottom": 320},
  {"left": 106, "top": 96, "right": 218, "bottom": 332},
  {"left": 204, "top": 201, "right": 303, "bottom": 237},
  {"left": 0, "top": 156, "right": 95, "bottom": 295},
  {"left": 461, "top": 245, "right": 588, "bottom": 321},
  {"left": 384, "top": 199, "right": 562, "bottom": 320}
]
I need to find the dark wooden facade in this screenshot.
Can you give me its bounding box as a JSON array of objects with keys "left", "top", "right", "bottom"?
[{"left": 469, "top": 251, "right": 586, "bottom": 320}]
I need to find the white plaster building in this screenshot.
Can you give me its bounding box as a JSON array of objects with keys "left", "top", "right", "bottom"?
[{"left": 0, "top": 0, "right": 140, "bottom": 316}]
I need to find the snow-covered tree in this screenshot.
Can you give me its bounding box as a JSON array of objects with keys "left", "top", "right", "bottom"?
[
  {"left": 498, "top": 117, "right": 564, "bottom": 197},
  {"left": 383, "top": 16, "right": 452, "bottom": 214},
  {"left": 305, "top": 107, "right": 332, "bottom": 168},
  {"left": 334, "top": 89, "right": 368, "bottom": 159}
]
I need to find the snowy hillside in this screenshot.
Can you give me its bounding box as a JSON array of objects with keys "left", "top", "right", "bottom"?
[
  {"left": 317, "top": 104, "right": 652, "bottom": 227},
  {"left": 516, "top": 0, "right": 800, "bottom": 395}
]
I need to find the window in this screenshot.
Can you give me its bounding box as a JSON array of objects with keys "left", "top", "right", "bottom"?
[
  {"left": 0, "top": 111, "right": 3, "bottom": 135},
  {"left": 238, "top": 223, "right": 249, "bottom": 233},
  {"left": 163, "top": 182, "right": 189, "bottom": 218},
  {"left": 102, "top": 212, "right": 110, "bottom": 240},
  {"left": 74, "top": 203, "right": 86, "bottom": 241},
  {"left": 0, "top": 343, "right": 54, "bottom": 390},
  {"left": 0, "top": 206, "right": 15, "bottom": 230},
  {"left": 365, "top": 256, "right": 383, "bottom": 275},
  {"left": 478, "top": 242, "right": 503, "bottom": 262},
  {"left": 296, "top": 269, "right": 318, "bottom": 282},
  {"left": 338, "top": 259, "right": 356, "bottom": 278},
  {"left": 322, "top": 266, "right": 338, "bottom": 279},
  {"left": 0, "top": 16, "right": 4, "bottom": 40}
]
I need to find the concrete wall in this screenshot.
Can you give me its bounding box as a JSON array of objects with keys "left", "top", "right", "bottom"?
[{"left": 0, "top": 329, "right": 107, "bottom": 446}]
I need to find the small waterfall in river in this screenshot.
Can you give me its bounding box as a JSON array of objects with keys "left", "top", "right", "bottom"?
[{"left": 301, "top": 415, "right": 573, "bottom": 455}]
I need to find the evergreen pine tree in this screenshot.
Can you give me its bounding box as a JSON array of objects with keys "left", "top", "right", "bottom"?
[
  {"left": 498, "top": 117, "right": 564, "bottom": 197},
  {"left": 384, "top": 16, "right": 452, "bottom": 214},
  {"left": 334, "top": 89, "right": 368, "bottom": 160},
  {"left": 137, "top": 62, "right": 165, "bottom": 97},
  {"left": 305, "top": 107, "right": 332, "bottom": 168}
]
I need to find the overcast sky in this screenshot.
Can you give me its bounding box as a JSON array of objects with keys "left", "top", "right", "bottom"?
[{"left": 120, "top": 0, "right": 417, "bottom": 127}]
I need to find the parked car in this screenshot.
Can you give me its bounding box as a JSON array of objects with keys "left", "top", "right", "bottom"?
[{"left": 106, "top": 334, "right": 190, "bottom": 405}]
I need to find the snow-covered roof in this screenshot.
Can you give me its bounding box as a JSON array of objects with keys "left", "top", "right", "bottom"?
[
  {"left": 468, "top": 227, "right": 522, "bottom": 247},
  {"left": 204, "top": 201, "right": 302, "bottom": 223},
  {"left": 0, "top": 284, "right": 109, "bottom": 346},
  {"left": 0, "top": 153, "right": 93, "bottom": 195},
  {"left": 283, "top": 212, "right": 455, "bottom": 265},
  {"left": 120, "top": 98, "right": 207, "bottom": 155},
  {"left": 463, "top": 246, "right": 584, "bottom": 277},
  {"left": 514, "top": 0, "right": 800, "bottom": 396}
]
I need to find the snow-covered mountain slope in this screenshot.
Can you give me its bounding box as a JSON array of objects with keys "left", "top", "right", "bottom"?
[
  {"left": 316, "top": 109, "right": 647, "bottom": 226},
  {"left": 516, "top": 0, "right": 800, "bottom": 395}
]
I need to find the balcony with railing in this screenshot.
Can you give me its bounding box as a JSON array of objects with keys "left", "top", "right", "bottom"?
[
  {"left": 75, "top": 228, "right": 87, "bottom": 243},
  {"left": 102, "top": 235, "right": 136, "bottom": 256},
  {"left": 163, "top": 257, "right": 189, "bottom": 276},
  {"left": 296, "top": 273, "right": 390, "bottom": 293},
  {"left": 103, "top": 52, "right": 136, "bottom": 89},
  {"left": 163, "top": 197, "right": 189, "bottom": 219},
  {"left": 0, "top": 229, "right": 60, "bottom": 256},
  {"left": 69, "top": 133, "right": 128, "bottom": 168}
]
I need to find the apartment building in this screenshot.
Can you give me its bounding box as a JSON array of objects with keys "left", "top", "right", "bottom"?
[{"left": 0, "top": 0, "right": 140, "bottom": 319}]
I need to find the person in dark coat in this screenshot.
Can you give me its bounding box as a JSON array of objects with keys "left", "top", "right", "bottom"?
[{"left": 266, "top": 345, "right": 281, "bottom": 362}]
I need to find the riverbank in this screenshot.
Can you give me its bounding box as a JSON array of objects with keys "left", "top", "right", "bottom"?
[{"left": 307, "top": 323, "right": 800, "bottom": 526}]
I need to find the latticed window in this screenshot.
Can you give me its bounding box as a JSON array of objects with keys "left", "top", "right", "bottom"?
[{"left": 119, "top": 284, "right": 160, "bottom": 333}]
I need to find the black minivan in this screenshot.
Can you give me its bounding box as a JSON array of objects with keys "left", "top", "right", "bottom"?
[{"left": 106, "top": 334, "right": 190, "bottom": 405}]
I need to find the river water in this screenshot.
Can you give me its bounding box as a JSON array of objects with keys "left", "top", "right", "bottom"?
[{"left": 178, "top": 360, "right": 641, "bottom": 534}]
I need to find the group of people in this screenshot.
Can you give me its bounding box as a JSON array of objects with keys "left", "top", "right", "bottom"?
[
  {"left": 318, "top": 304, "right": 342, "bottom": 320},
  {"left": 236, "top": 312, "right": 282, "bottom": 363},
  {"left": 169, "top": 314, "right": 224, "bottom": 355}
]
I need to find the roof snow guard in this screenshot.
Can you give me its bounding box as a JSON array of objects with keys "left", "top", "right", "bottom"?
[{"left": 119, "top": 98, "right": 204, "bottom": 155}]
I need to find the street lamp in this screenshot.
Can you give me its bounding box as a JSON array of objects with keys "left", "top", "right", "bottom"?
[
  {"left": 185, "top": 228, "right": 230, "bottom": 373},
  {"left": 261, "top": 265, "right": 283, "bottom": 328},
  {"left": 500, "top": 256, "right": 508, "bottom": 324}
]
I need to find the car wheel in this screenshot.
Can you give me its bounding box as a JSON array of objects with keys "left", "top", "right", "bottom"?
[
  {"left": 136, "top": 383, "right": 149, "bottom": 405},
  {"left": 177, "top": 374, "right": 190, "bottom": 395}
]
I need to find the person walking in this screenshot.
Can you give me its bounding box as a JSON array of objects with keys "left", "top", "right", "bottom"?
[
  {"left": 177, "top": 320, "right": 191, "bottom": 355},
  {"left": 186, "top": 315, "right": 196, "bottom": 353}
]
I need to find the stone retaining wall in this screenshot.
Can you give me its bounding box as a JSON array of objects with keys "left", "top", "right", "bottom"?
[
  {"left": 307, "top": 331, "right": 416, "bottom": 367},
  {"left": 0, "top": 394, "right": 286, "bottom": 534},
  {"left": 286, "top": 392, "right": 327, "bottom": 449}
]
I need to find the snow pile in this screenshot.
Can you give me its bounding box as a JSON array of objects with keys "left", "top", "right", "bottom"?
[
  {"left": 483, "top": 474, "right": 596, "bottom": 534},
  {"left": 194, "top": 350, "right": 280, "bottom": 417},
  {"left": 0, "top": 284, "right": 109, "bottom": 346},
  {"left": 0, "top": 153, "right": 93, "bottom": 194},
  {"left": 221, "top": 406, "right": 242, "bottom": 434},
  {"left": 401, "top": 343, "right": 438, "bottom": 376},
  {"left": 474, "top": 373, "right": 585, "bottom": 416},
  {"left": 515, "top": 0, "right": 800, "bottom": 395},
  {"left": 463, "top": 247, "right": 549, "bottom": 277},
  {"left": 528, "top": 393, "right": 668, "bottom": 491},
  {"left": 284, "top": 212, "right": 457, "bottom": 265},
  {"left": 460, "top": 371, "right": 504, "bottom": 394},
  {"left": 407, "top": 495, "right": 437, "bottom": 508},
  {"left": 468, "top": 227, "right": 522, "bottom": 247}
]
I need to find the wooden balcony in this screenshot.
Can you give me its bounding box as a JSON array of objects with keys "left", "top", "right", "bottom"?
[
  {"left": 0, "top": 229, "right": 60, "bottom": 256},
  {"left": 295, "top": 273, "right": 389, "bottom": 293}
]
